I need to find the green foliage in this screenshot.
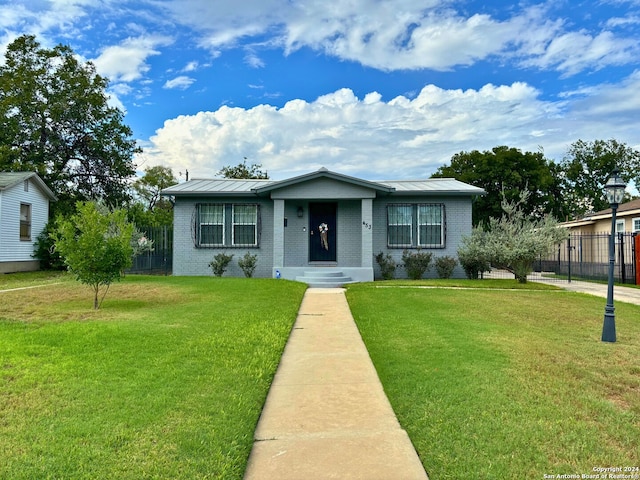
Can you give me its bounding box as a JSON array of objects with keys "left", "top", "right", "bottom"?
[
  {"left": 560, "top": 139, "right": 639, "bottom": 218},
  {"left": 33, "top": 221, "right": 65, "bottom": 270},
  {"left": 0, "top": 35, "right": 139, "bottom": 215},
  {"left": 51, "top": 201, "right": 134, "bottom": 308},
  {"left": 129, "top": 166, "right": 177, "bottom": 226},
  {"left": 432, "top": 145, "right": 563, "bottom": 226},
  {"left": 374, "top": 252, "right": 397, "bottom": 280},
  {"left": 237, "top": 252, "right": 258, "bottom": 278},
  {"left": 217, "top": 159, "right": 269, "bottom": 179},
  {"left": 208, "top": 253, "right": 234, "bottom": 277},
  {"left": 457, "top": 229, "right": 491, "bottom": 279},
  {"left": 401, "top": 249, "right": 433, "bottom": 280},
  {"left": 434, "top": 256, "right": 458, "bottom": 279},
  {"left": 458, "top": 189, "right": 567, "bottom": 282}
]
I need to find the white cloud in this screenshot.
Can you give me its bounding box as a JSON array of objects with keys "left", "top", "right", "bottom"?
[
  {"left": 92, "top": 35, "right": 173, "bottom": 83},
  {"left": 142, "top": 82, "right": 558, "bottom": 180},
  {"left": 520, "top": 30, "right": 638, "bottom": 76},
  {"left": 163, "top": 75, "right": 196, "bottom": 90},
  {"left": 142, "top": 72, "right": 640, "bottom": 181},
  {"left": 154, "top": 0, "right": 639, "bottom": 74}
]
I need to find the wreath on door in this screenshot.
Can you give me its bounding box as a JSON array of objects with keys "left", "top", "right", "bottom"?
[{"left": 318, "top": 223, "right": 329, "bottom": 250}]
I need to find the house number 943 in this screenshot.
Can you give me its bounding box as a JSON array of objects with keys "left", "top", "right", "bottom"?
[{"left": 362, "top": 221, "right": 372, "bottom": 229}]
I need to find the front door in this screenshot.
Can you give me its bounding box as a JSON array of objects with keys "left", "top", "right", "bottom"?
[{"left": 309, "top": 202, "right": 337, "bottom": 262}]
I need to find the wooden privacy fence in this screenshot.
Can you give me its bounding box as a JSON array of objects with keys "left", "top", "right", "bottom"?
[
  {"left": 536, "top": 232, "right": 638, "bottom": 284},
  {"left": 128, "top": 226, "right": 173, "bottom": 275}
]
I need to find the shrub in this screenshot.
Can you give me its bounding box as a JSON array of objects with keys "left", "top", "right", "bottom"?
[
  {"left": 209, "top": 253, "right": 234, "bottom": 277},
  {"left": 374, "top": 252, "right": 397, "bottom": 280},
  {"left": 435, "top": 256, "right": 458, "bottom": 279},
  {"left": 238, "top": 252, "right": 258, "bottom": 278},
  {"left": 457, "top": 228, "right": 491, "bottom": 280},
  {"left": 402, "top": 249, "right": 433, "bottom": 280}
]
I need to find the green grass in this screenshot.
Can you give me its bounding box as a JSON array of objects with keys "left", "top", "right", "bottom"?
[
  {"left": 0, "top": 270, "right": 71, "bottom": 290},
  {"left": 0, "top": 275, "right": 306, "bottom": 479},
  {"left": 346, "top": 282, "right": 640, "bottom": 480}
]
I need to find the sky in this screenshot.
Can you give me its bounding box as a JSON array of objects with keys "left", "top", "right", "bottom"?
[{"left": 2, "top": 0, "right": 640, "bottom": 182}]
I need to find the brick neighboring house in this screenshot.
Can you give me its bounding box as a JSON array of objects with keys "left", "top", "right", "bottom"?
[
  {"left": 0, "top": 172, "right": 57, "bottom": 273},
  {"left": 162, "top": 168, "right": 485, "bottom": 284}
]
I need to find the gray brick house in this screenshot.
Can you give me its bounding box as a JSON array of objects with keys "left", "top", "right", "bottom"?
[{"left": 162, "top": 168, "right": 484, "bottom": 284}]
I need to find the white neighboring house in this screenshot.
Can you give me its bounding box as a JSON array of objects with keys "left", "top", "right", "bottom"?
[{"left": 0, "top": 172, "right": 57, "bottom": 273}]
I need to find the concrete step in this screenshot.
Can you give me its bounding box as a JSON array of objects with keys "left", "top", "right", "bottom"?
[{"left": 295, "top": 270, "right": 354, "bottom": 288}]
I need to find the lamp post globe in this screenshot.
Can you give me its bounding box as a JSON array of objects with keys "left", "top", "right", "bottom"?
[{"left": 602, "top": 168, "right": 626, "bottom": 343}]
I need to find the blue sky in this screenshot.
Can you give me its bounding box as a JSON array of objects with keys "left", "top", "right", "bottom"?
[{"left": 2, "top": 0, "right": 640, "bottom": 181}]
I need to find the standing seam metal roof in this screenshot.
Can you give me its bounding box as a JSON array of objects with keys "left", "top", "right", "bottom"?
[{"left": 161, "top": 171, "right": 485, "bottom": 196}]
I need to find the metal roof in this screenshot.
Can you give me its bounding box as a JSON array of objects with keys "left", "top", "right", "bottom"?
[
  {"left": 379, "top": 178, "right": 486, "bottom": 195},
  {"left": 162, "top": 178, "right": 272, "bottom": 196},
  {"left": 161, "top": 169, "right": 485, "bottom": 197},
  {"left": 0, "top": 171, "right": 58, "bottom": 200}
]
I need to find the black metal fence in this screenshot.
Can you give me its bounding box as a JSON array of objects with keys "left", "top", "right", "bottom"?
[
  {"left": 536, "top": 232, "right": 637, "bottom": 284},
  {"left": 128, "top": 226, "right": 173, "bottom": 275}
]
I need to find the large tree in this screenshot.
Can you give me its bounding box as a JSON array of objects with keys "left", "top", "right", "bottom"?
[
  {"left": 559, "top": 139, "right": 640, "bottom": 218},
  {"left": 129, "top": 165, "right": 177, "bottom": 226},
  {"left": 432, "top": 146, "right": 563, "bottom": 226},
  {"left": 0, "top": 35, "right": 140, "bottom": 215},
  {"left": 217, "top": 159, "right": 269, "bottom": 179}
]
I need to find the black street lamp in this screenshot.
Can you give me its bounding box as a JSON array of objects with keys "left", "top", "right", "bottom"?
[{"left": 602, "top": 168, "right": 626, "bottom": 343}]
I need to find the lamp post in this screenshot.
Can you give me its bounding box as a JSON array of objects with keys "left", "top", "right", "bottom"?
[{"left": 602, "top": 168, "right": 626, "bottom": 343}]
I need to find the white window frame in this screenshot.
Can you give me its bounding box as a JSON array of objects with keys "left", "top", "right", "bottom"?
[
  {"left": 20, "top": 203, "right": 32, "bottom": 241},
  {"left": 198, "top": 204, "right": 224, "bottom": 247},
  {"left": 232, "top": 204, "right": 258, "bottom": 247},
  {"left": 387, "top": 204, "right": 413, "bottom": 247},
  {"left": 387, "top": 203, "right": 445, "bottom": 249},
  {"left": 417, "top": 204, "right": 444, "bottom": 248},
  {"left": 632, "top": 217, "right": 640, "bottom": 233}
]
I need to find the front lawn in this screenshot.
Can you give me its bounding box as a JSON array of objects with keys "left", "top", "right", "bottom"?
[
  {"left": 346, "top": 282, "right": 640, "bottom": 480},
  {"left": 0, "top": 276, "right": 306, "bottom": 479}
]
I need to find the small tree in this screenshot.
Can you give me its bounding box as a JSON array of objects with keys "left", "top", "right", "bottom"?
[
  {"left": 485, "top": 190, "right": 568, "bottom": 283},
  {"left": 52, "top": 201, "right": 134, "bottom": 309},
  {"left": 238, "top": 252, "right": 258, "bottom": 278},
  {"left": 402, "top": 249, "right": 433, "bottom": 280},
  {"left": 374, "top": 252, "right": 396, "bottom": 280},
  {"left": 209, "top": 253, "right": 234, "bottom": 277}
]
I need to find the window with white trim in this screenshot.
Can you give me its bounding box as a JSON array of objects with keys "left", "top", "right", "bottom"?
[
  {"left": 232, "top": 204, "right": 258, "bottom": 246},
  {"left": 633, "top": 217, "right": 640, "bottom": 233},
  {"left": 198, "top": 204, "right": 224, "bottom": 246},
  {"left": 20, "top": 203, "right": 31, "bottom": 241},
  {"left": 615, "top": 219, "right": 625, "bottom": 234},
  {"left": 387, "top": 203, "right": 445, "bottom": 248},
  {"left": 196, "top": 203, "right": 259, "bottom": 247}
]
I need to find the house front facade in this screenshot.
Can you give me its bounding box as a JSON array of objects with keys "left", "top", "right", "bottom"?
[
  {"left": 0, "top": 172, "right": 57, "bottom": 273},
  {"left": 162, "top": 168, "right": 484, "bottom": 283}
]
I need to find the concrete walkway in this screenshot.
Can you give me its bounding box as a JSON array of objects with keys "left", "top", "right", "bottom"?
[
  {"left": 528, "top": 274, "right": 640, "bottom": 306},
  {"left": 244, "top": 288, "right": 429, "bottom": 480}
]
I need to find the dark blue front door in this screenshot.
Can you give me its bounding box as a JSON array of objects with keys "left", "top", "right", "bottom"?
[{"left": 309, "top": 202, "right": 337, "bottom": 262}]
